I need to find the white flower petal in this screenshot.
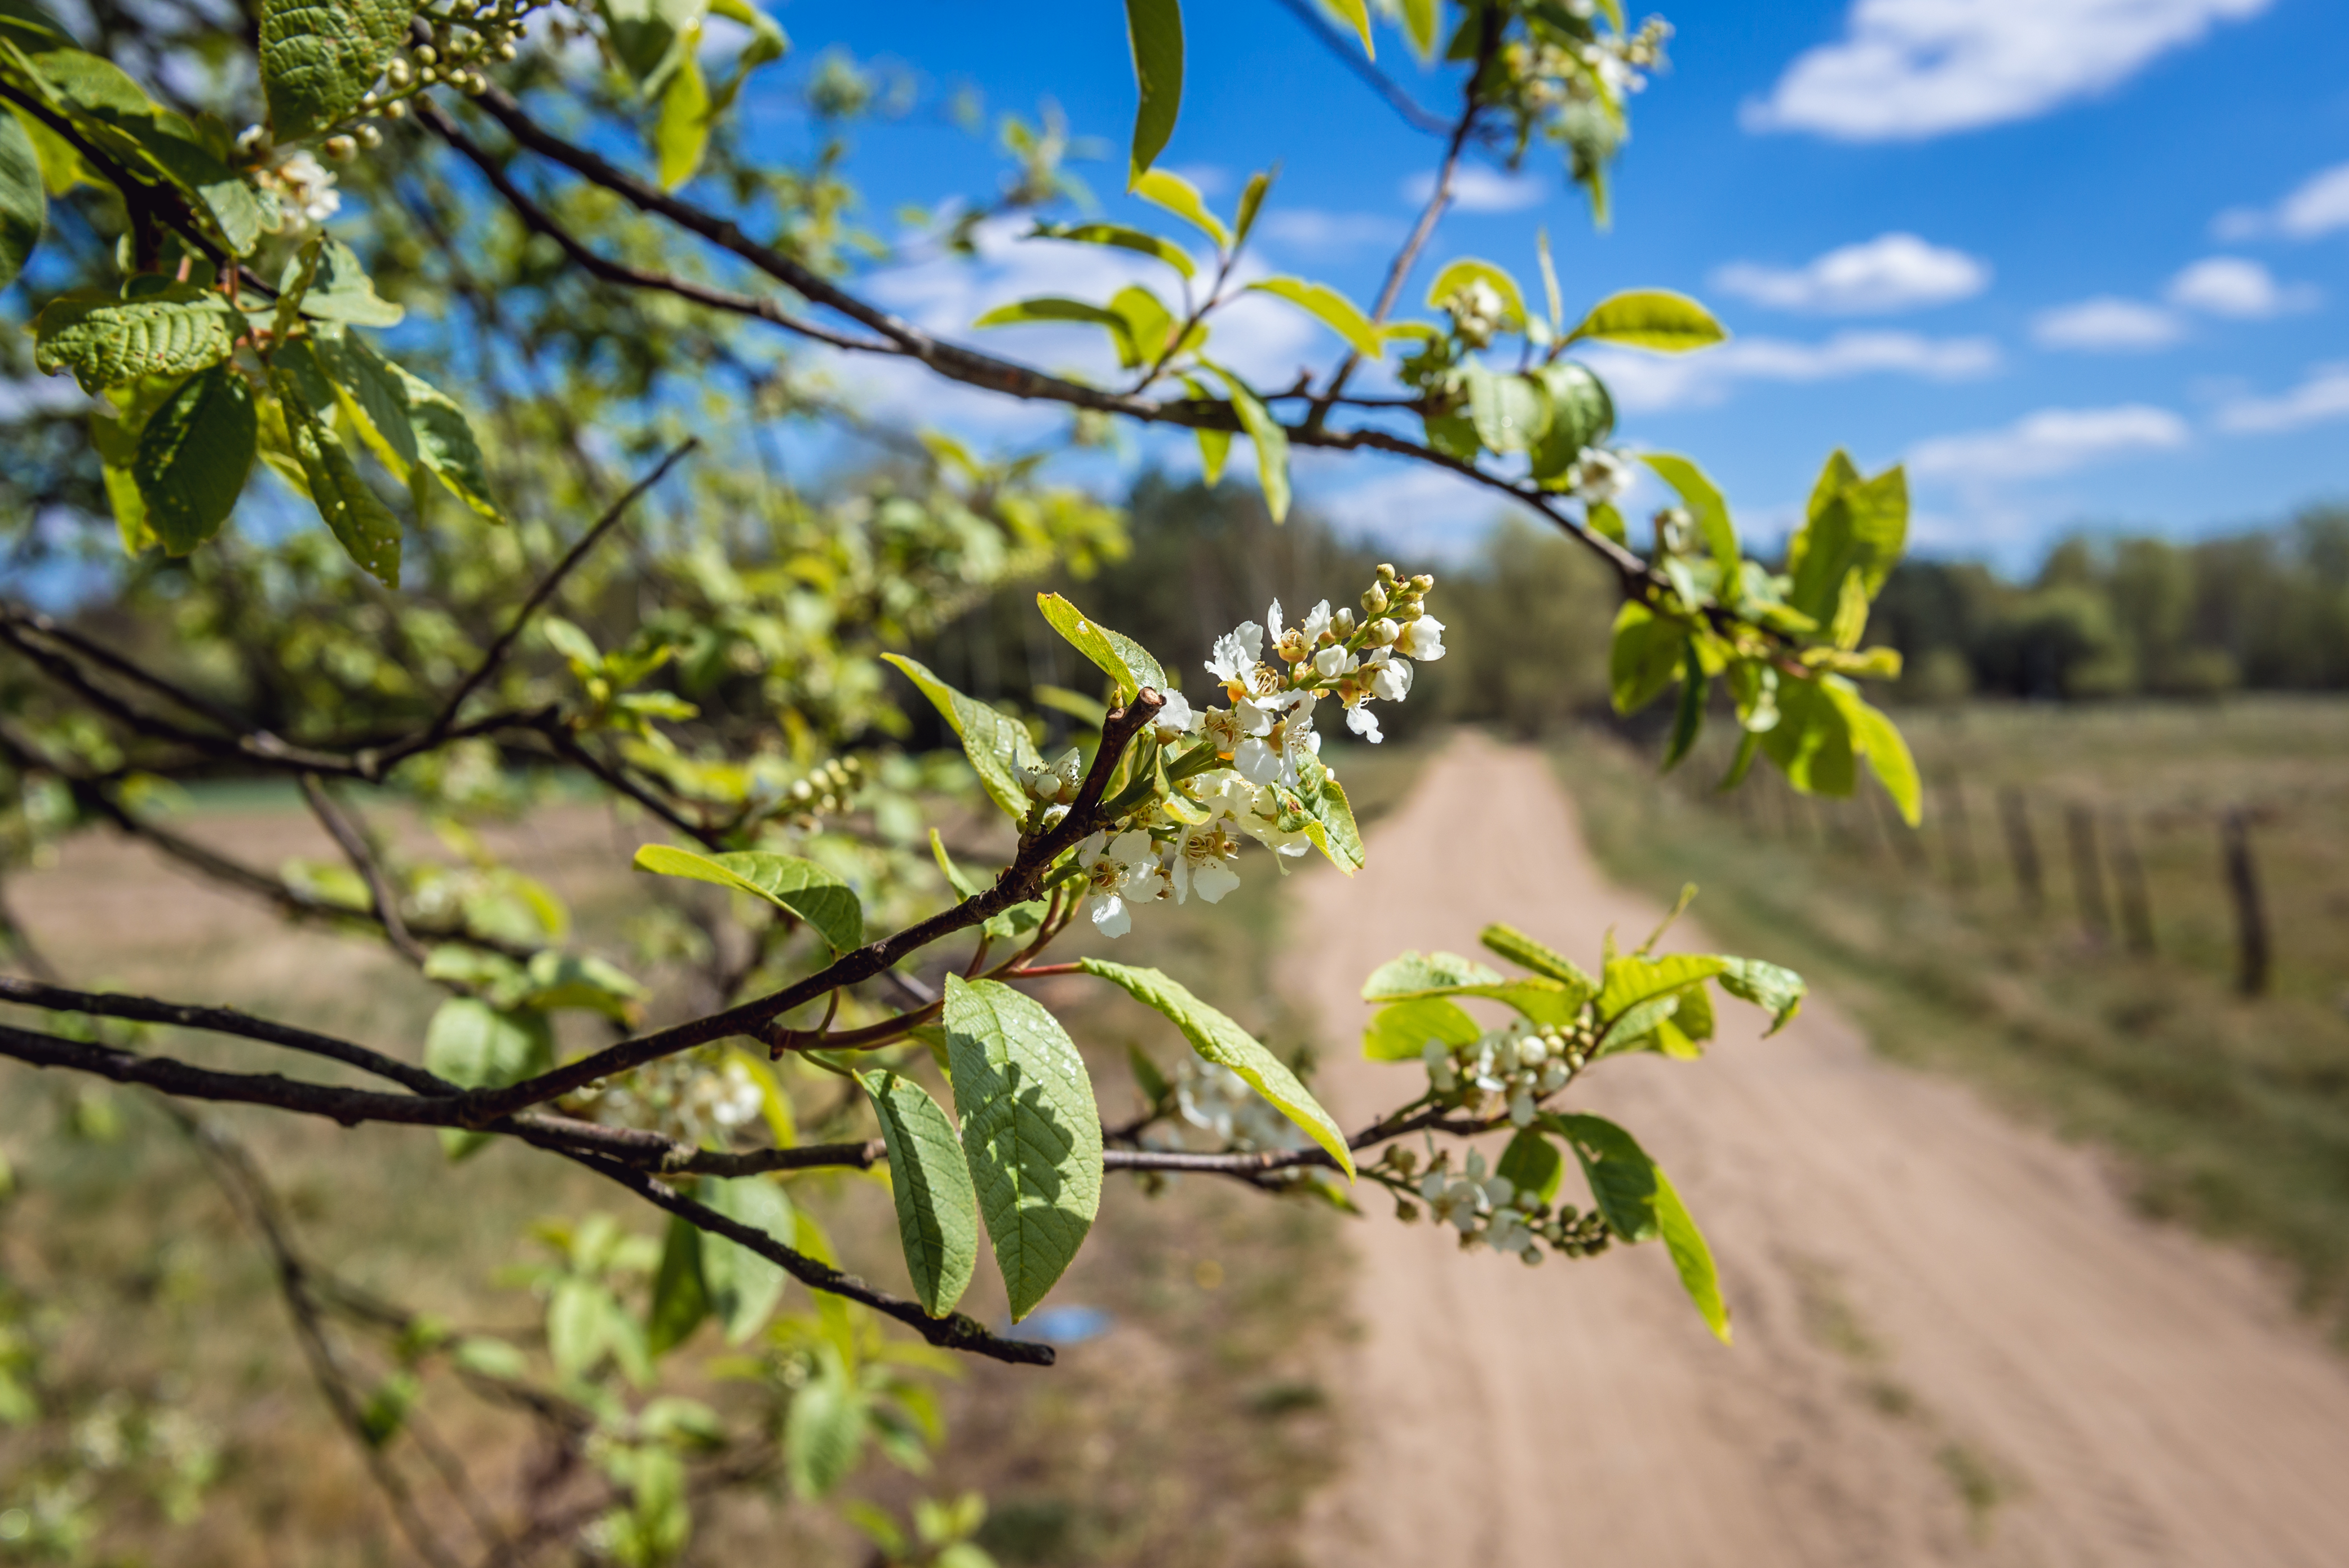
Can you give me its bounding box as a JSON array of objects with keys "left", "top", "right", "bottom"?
[
  {"left": 1090, "top": 893, "right": 1131, "bottom": 938},
  {"left": 1346, "top": 704, "right": 1383, "bottom": 743},
  {"left": 1191, "top": 858, "right": 1241, "bottom": 904}
]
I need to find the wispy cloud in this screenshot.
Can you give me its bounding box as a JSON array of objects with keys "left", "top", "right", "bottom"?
[
  {"left": 2164, "top": 255, "right": 2320, "bottom": 318},
  {"left": 2213, "top": 158, "right": 2349, "bottom": 240},
  {"left": 1712, "top": 232, "right": 1990, "bottom": 314},
  {"left": 1255, "top": 208, "right": 1406, "bottom": 259},
  {"left": 1908, "top": 404, "right": 2190, "bottom": 481},
  {"left": 1401, "top": 165, "right": 1548, "bottom": 213},
  {"left": 2032, "top": 296, "right": 2185, "bottom": 351},
  {"left": 1745, "top": 0, "right": 2273, "bottom": 141},
  {"left": 2216, "top": 363, "right": 2349, "bottom": 434},
  {"left": 1583, "top": 331, "right": 1999, "bottom": 414}
]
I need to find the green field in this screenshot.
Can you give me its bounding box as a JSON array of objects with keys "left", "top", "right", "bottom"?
[{"left": 1562, "top": 696, "right": 2349, "bottom": 1333}]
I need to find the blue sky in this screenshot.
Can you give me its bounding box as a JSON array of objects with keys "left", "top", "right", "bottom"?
[{"left": 764, "top": 0, "right": 2349, "bottom": 568}]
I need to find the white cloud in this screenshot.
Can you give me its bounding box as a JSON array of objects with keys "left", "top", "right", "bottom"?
[
  {"left": 2031, "top": 296, "right": 2185, "bottom": 351},
  {"left": 2164, "top": 255, "right": 2319, "bottom": 317},
  {"left": 1255, "top": 208, "right": 1406, "bottom": 259},
  {"left": 1299, "top": 457, "right": 1514, "bottom": 561},
  {"left": 2215, "top": 363, "right": 2349, "bottom": 433},
  {"left": 1745, "top": 0, "right": 2273, "bottom": 141},
  {"left": 1907, "top": 404, "right": 2190, "bottom": 481},
  {"left": 1582, "top": 331, "right": 2000, "bottom": 414},
  {"left": 2212, "top": 159, "right": 2349, "bottom": 240},
  {"left": 1401, "top": 165, "right": 1548, "bottom": 213},
  {"left": 1712, "top": 232, "right": 1991, "bottom": 314}
]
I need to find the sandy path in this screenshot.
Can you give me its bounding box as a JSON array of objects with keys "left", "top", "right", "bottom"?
[{"left": 1294, "top": 734, "right": 2349, "bottom": 1567}]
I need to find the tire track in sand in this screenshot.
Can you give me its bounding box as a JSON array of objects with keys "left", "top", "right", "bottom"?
[{"left": 1294, "top": 734, "right": 2349, "bottom": 1567}]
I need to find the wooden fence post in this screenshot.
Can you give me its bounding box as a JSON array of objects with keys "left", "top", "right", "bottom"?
[
  {"left": 2106, "top": 809, "right": 2156, "bottom": 956},
  {"left": 1999, "top": 785, "right": 2044, "bottom": 913},
  {"left": 1940, "top": 778, "right": 1979, "bottom": 890},
  {"left": 2222, "top": 809, "right": 2270, "bottom": 997},
  {"left": 2064, "top": 804, "right": 2112, "bottom": 942}
]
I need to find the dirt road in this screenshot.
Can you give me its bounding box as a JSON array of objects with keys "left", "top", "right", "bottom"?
[{"left": 1294, "top": 735, "right": 2349, "bottom": 1567}]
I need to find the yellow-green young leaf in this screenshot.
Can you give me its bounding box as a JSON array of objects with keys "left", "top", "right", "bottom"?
[
  {"left": 310, "top": 325, "right": 415, "bottom": 479},
  {"left": 291, "top": 238, "right": 403, "bottom": 327},
  {"left": 423, "top": 999, "right": 553, "bottom": 1160},
  {"left": 1425, "top": 257, "right": 1526, "bottom": 329},
  {"left": 1131, "top": 166, "right": 1229, "bottom": 247},
  {"left": 1787, "top": 452, "right": 1908, "bottom": 622},
  {"left": 88, "top": 407, "right": 152, "bottom": 555},
  {"left": 1124, "top": 0, "right": 1182, "bottom": 185},
  {"left": 1080, "top": 958, "right": 1353, "bottom": 1177},
  {"left": 1362, "top": 995, "right": 1482, "bottom": 1062},
  {"left": 1463, "top": 361, "right": 1550, "bottom": 454},
  {"left": 1594, "top": 952, "right": 1727, "bottom": 1053},
  {"left": 1609, "top": 601, "right": 1688, "bottom": 716},
  {"left": 1245, "top": 276, "right": 1384, "bottom": 357},
  {"left": 972, "top": 295, "right": 1136, "bottom": 359},
  {"left": 784, "top": 1346, "right": 865, "bottom": 1499},
  {"left": 1231, "top": 168, "right": 1272, "bottom": 247},
  {"left": 32, "top": 286, "right": 236, "bottom": 394},
  {"left": 1033, "top": 220, "right": 1195, "bottom": 280},
  {"left": 1107, "top": 282, "right": 1175, "bottom": 369},
  {"left": 1321, "top": 0, "right": 1373, "bottom": 54},
  {"left": 1036, "top": 593, "right": 1168, "bottom": 700},
  {"left": 1527, "top": 361, "right": 1615, "bottom": 482},
  {"left": 1717, "top": 956, "right": 1806, "bottom": 1034},
  {"left": 1761, "top": 675, "right": 1855, "bottom": 796},
  {"left": 1362, "top": 949, "right": 1504, "bottom": 1000},
  {"left": 941, "top": 975, "right": 1103, "bottom": 1321},
  {"left": 1400, "top": 0, "right": 1438, "bottom": 56},
  {"left": 1478, "top": 923, "right": 1596, "bottom": 991},
  {"left": 698, "top": 1175, "right": 793, "bottom": 1344},
  {"left": 1549, "top": 1113, "right": 1729, "bottom": 1342},
  {"left": 857, "top": 1070, "right": 979, "bottom": 1317},
  {"left": 1824, "top": 681, "right": 1921, "bottom": 826},
  {"left": 654, "top": 47, "right": 712, "bottom": 189},
  {"left": 632, "top": 843, "right": 864, "bottom": 951},
  {"left": 1199, "top": 360, "right": 1287, "bottom": 521},
  {"left": 258, "top": 0, "right": 412, "bottom": 140},
  {"left": 133, "top": 364, "right": 254, "bottom": 556},
  {"left": 275, "top": 368, "right": 401, "bottom": 585},
  {"left": 646, "top": 1214, "right": 710, "bottom": 1356},
  {"left": 383, "top": 357, "right": 500, "bottom": 522},
  {"left": 1640, "top": 452, "right": 1739, "bottom": 585},
  {"left": 1565, "top": 289, "right": 1726, "bottom": 352},
  {"left": 0, "top": 107, "right": 43, "bottom": 291},
  {"left": 703, "top": 0, "right": 786, "bottom": 111},
  {"left": 1178, "top": 372, "right": 1229, "bottom": 484},
  {"left": 881, "top": 653, "right": 1044, "bottom": 819},
  {"left": 1588, "top": 499, "right": 1626, "bottom": 544}
]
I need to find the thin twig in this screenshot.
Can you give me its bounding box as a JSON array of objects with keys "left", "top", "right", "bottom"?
[{"left": 298, "top": 775, "right": 430, "bottom": 965}]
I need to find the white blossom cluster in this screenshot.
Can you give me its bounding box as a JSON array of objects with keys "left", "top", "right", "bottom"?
[
  {"left": 1032, "top": 565, "right": 1444, "bottom": 939},
  {"left": 568, "top": 1053, "right": 765, "bottom": 1143},
  {"left": 1175, "top": 1061, "right": 1306, "bottom": 1152},
  {"left": 1504, "top": 10, "right": 1673, "bottom": 109},
  {"left": 1421, "top": 1016, "right": 1596, "bottom": 1126},
  {"left": 1382, "top": 1146, "right": 1611, "bottom": 1266}
]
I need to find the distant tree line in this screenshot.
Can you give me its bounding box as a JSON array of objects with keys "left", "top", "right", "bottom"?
[{"left": 1873, "top": 509, "right": 2349, "bottom": 701}]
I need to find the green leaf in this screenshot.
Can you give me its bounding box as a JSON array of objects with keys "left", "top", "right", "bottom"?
[
  {"left": 704, "top": 0, "right": 786, "bottom": 110},
  {"left": 1199, "top": 360, "right": 1287, "bottom": 522},
  {"left": 1761, "top": 676, "right": 1855, "bottom": 797},
  {"left": 383, "top": 356, "right": 500, "bottom": 521},
  {"left": 1362, "top": 995, "right": 1482, "bottom": 1062},
  {"left": 1527, "top": 362, "right": 1614, "bottom": 481},
  {"left": 1495, "top": 1127, "right": 1563, "bottom": 1206},
  {"left": 1400, "top": 0, "right": 1438, "bottom": 56},
  {"left": 598, "top": 0, "right": 707, "bottom": 89},
  {"left": 1080, "top": 958, "right": 1353, "bottom": 1178},
  {"left": 1425, "top": 258, "right": 1526, "bottom": 329},
  {"left": 309, "top": 325, "right": 414, "bottom": 479},
  {"left": 858, "top": 1069, "right": 980, "bottom": 1317},
  {"left": 941, "top": 976, "right": 1103, "bottom": 1321},
  {"left": 1131, "top": 165, "right": 1228, "bottom": 247},
  {"left": 1787, "top": 452, "right": 1908, "bottom": 623},
  {"left": 1717, "top": 956, "right": 1805, "bottom": 1034},
  {"left": 1036, "top": 592, "right": 1168, "bottom": 701},
  {"left": 424, "top": 999, "right": 553, "bottom": 1160},
  {"left": 1477, "top": 923, "right": 1595, "bottom": 992},
  {"left": 0, "top": 106, "right": 43, "bottom": 291},
  {"left": 785, "top": 1347, "right": 866, "bottom": 1499},
  {"left": 971, "top": 295, "right": 1135, "bottom": 359},
  {"left": 1662, "top": 642, "right": 1706, "bottom": 772},
  {"left": 1181, "top": 373, "right": 1230, "bottom": 484},
  {"left": 258, "top": 0, "right": 412, "bottom": 142},
  {"left": 1123, "top": 0, "right": 1182, "bottom": 185},
  {"left": 133, "top": 364, "right": 254, "bottom": 556},
  {"left": 880, "top": 653, "right": 1045, "bottom": 820},
  {"left": 1107, "top": 282, "right": 1176, "bottom": 370},
  {"left": 1292, "top": 755, "right": 1363, "bottom": 872},
  {"left": 1231, "top": 168, "right": 1272, "bottom": 248},
  {"left": 1564, "top": 290, "right": 1725, "bottom": 353},
  {"left": 290, "top": 238, "right": 403, "bottom": 326},
  {"left": 632, "top": 844, "right": 865, "bottom": 951},
  {"left": 1823, "top": 680, "right": 1921, "bottom": 826},
  {"left": 698, "top": 1175, "right": 793, "bottom": 1344},
  {"left": 1362, "top": 950, "right": 1504, "bottom": 1000},
  {"left": 1322, "top": 0, "right": 1373, "bottom": 54},
  {"left": 1549, "top": 1113, "right": 1729, "bottom": 1342},
  {"left": 654, "top": 48, "right": 712, "bottom": 189},
  {"left": 1245, "top": 276, "right": 1383, "bottom": 357},
  {"left": 1033, "top": 220, "right": 1195, "bottom": 280},
  {"left": 32, "top": 285, "right": 235, "bottom": 394},
  {"left": 89, "top": 403, "right": 152, "bottom": 555},
  {"left": 1595, "top": 952, "right": 1727, "bottom": 1043},
  {"left": 1608, "top": 601, "right": 1688, "bottom": 716},
  {"left": 1640, "top": 452, "right": 1739, "bottom": 585},
  {"left": 1463, "top": 361, "right": 1549, "bottom": 454},
  {"left": 646, "top": 1213, "right": 710, "bottom": 1356},
  {"left": 274, "top": 367, "right": 402, "bottom": 585}
]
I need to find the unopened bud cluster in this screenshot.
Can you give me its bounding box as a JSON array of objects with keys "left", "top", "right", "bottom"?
[
  {"left": 1421, "top": 1014, "right": 1594, "bottom": 1126},
  {"left": 1381, "top": 1146, "right": 1611, "bottom": 1265}
]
